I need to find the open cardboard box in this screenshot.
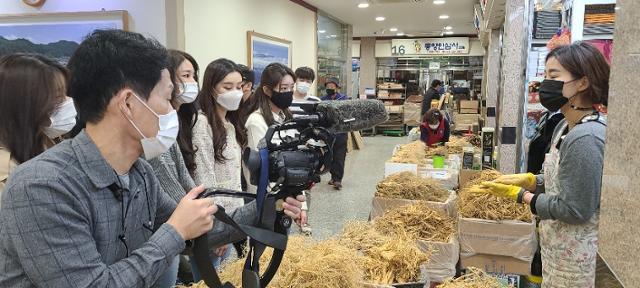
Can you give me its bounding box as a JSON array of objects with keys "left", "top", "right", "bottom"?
[
  {"left": 461, "top": 254, "right": 532, "bottom": 276},
  {"left": 458, "top": 217, "right": 537, "bottom": 271},
  {"left": 370, "top": 191, "right": 458, "bottom": 219},
  {"left": 416, "top": 237, "right": 460, "bottom": 283}
]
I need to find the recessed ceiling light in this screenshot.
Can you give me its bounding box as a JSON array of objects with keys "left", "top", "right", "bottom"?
[
  {"left": 375, "top": 16, "right": 386, "bottom": 21},
  {"left": 389, "top": 27, "right": 398, "bottom": 32},
  {"left": 444, "top": 31, "right": 454, "bottom": 35},
  {"left": 439, "top": 15, "right": 449, "bottom": 19},
  {"left": 396, "top": 32, "right": 405, "bottom": 36},
  {"left": 358, "top": 3, "right": 370, "bottom": 8},
  {"left": 444, "top": 26, "right": 453, "bottom": 30},
  {"left": 433, "top": 0, "right": 446, "bottom": 4},
  {"left": 318, "top": 30, "right": 326, "bottom": 34}
]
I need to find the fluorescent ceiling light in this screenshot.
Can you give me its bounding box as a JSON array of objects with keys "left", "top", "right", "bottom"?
[
  {"left": 358, "top": 3, "right": 370, "bottom": 8},
  {"left": 444, "top": 31, "right": 454, "bottom": 35},
  {"left": 389, "top": 27, "right": 398, "bottom": 32},
  {"left": 397, "top": 32, "right": 405, "bottom": 36},
  {"left": 330, "top": 34, "right": 337, "bottom": 38},
  {"left": 318, "top": 30, "right": 326, "bottom": 33},
  {"left": 433, "top": 0, "right": 446, "bottom": 4},
  {"left": 439, "top": 15, "right": 449, "bottom": 19},
  {"left": 444, "top": 26, "right": 453, "bottom": 30},
  {"left": 375, "top": 16, "right": 386, "bottom": 21}
]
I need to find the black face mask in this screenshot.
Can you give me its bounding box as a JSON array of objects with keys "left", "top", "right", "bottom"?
[
  {"left": 539, "top": 79, "right": 575, "bottom": 112},
  {"left": 270, "top": 90, "right": 293, "bottom": 110},
  {"left": 326, "top": 89, "right": 336, "bottom": 96}
]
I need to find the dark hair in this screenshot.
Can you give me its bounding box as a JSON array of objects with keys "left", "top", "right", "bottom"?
[
  {"left": 423, "top": 108, "right": 442, "bottom": 125},
  {"left": 67, "top": 29, "right": 169, "bottom": 124},
  {"left": 237, "top": 64, "right": 255, "bottom": 84},
  {"left": 430, "top": 79, "right": 442, "bottom": 88},
  {"left": 197, "top": 58, "right": 247, "bottom": 163},
  {"left": 0, "top": 53, "right": 68, "bottom": 164},
  {"left": 244, "top": 63, "right": 295, "bottom": 126},
  {"left": 295, "top": 66, "right": 315, "bottom": 82},
  {"left": 167, "top": 49, "right": 200, "bottom": 173},
  {"left": 546, "top": 41, "right": 610, "bottom": 106}
]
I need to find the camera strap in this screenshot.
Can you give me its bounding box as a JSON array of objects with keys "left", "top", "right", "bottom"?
[{"left": 192, "top": 147, "right": 286, "bottom": 288}]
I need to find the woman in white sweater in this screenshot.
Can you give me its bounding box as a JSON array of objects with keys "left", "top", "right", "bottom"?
[
  {"left": 241, "top": 63, "right": 309, "bottom": 228},
  {"left": 191, "top": 58, "right": 246, "bottom": 276}
]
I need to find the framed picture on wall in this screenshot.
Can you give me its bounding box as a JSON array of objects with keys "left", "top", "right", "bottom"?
[
  {"left": 247, "top": 31, "right": 292, "bottom": 86},
  {"left": 0, "top": 10, "right": 128, "bottom": 64}
]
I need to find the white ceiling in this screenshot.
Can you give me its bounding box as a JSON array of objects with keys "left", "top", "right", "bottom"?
[{"left": 306, "top": 0, "right": 478, "bottom": 37}]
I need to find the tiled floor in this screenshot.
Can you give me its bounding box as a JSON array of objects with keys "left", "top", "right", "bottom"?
[{"left": 299, "top": 135, "right": 406, "bottom": 240}]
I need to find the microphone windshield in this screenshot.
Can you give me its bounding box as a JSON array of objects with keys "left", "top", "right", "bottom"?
[{"left": 316, "top": 99, "right": 388, "bottom": 132}]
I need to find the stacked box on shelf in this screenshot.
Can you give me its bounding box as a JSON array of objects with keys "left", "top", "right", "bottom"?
[{"left": 377, "top": 90, "right": 389, "bottom": 98}]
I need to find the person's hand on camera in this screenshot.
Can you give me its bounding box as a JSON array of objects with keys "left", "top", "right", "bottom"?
[
  {"left": 282, "top": 195, "right": 305, "bottom": 220},
  {"left": 296, "top": 210, "right": 308, "bottom": 226},
  {"left": 214, "top": 245, "right": 228, "bottom": 257},
  {"left": 167, "top": 185, "right": 217, "bottom": 240}
]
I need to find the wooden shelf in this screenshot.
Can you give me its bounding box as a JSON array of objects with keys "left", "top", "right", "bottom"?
[
  {"left": 378, "top": 97, "right": 404, "bottom": 100},
  {"left": 378, "top": 88, "right": 406, "bottom": 90}
]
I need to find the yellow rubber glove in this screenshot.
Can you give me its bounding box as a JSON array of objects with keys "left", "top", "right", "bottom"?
[
  {"left": 468, "top": 181, "right": 523, "bottom": 201},
  {"left": 494, "top": 173, "right": 537, "bottom": 191}
]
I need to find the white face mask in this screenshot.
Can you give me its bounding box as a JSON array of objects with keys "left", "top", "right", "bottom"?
[
  {"left": 216, "top": 90, "right": 244, "bottom": 111},
  {"left": 296, "top": 82, "right": 311, "bottom": 94},
  {"left": 127, "top": 94, "right": 179, "bottom": 159},
  {"left": 429, "top": 122, "right": 440, "bottom": 130},
  {"left": 176, "top": 82, "right": 199, "bottom": 104},
  {"left": 44, "top": 98, "right": 77, "bottom": 139}
]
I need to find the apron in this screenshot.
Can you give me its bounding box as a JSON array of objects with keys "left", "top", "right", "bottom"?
[{"left": 539, "top": 120, "right": 599, "bottom": 288}]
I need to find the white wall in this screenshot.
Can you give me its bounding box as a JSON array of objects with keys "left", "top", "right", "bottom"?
[
  {"left": 183, "top": 0, "right": 316, "bottom": 78},
  {"left": 374, "top": 38, "right": 485, "bottom": 57},
  {"left": 0, "top": 0, "right": 169, "bottom": 45},
  {"left": 352, "top": 40, "right": 361, "bottom": 58}
]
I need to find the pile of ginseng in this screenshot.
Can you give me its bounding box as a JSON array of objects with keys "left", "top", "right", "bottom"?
[
  {"left": 339, "top": 221, "right": 430, "bottom": 284},
  {"left": 437, "top": 267, "right": 513, "bottom": 288},
  {"left": 209, "top": 236, "right": 364, "bottom": 288},
  {"left": 389, "top": 141, "right": 428, "bottom": 164},
  {"left": 374, "top": 202, "right": 456, "bottom": 243},
  {"left": 458, "top": 170, "right": 532, "bottom": 222},
  {"left": 376, "top": 171, "right": 450, "bottom": 202},
  {"left": 443, "top": 136, "right": 471, "bottom": 155}
]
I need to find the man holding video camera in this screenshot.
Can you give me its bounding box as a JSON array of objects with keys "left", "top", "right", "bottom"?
[{"left": 0, "top": 30, "right": 304, "bottom": 288}]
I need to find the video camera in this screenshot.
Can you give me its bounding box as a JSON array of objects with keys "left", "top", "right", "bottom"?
[{"left": 194, "top": 103, "right": 336, "bottom": 288}]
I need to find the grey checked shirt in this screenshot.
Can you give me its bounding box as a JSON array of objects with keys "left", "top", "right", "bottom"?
[{"left": 0, "top": 131, "right": 263, "bottom": 287}]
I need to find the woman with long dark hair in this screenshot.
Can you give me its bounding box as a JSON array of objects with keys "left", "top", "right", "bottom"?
[
  {"left": 0, "top": 53, "right": 75, "bottom": 203},
  {"left": 471, "top": 42, "right": 609, "bottom": 287},
  {"left": 190, "top": 58, "right": 247, "bottom": 277},
  {"left": 147, "top": 49, "right": 200, "bottom": 287},
  {"left": 242, "top": 63, "right": 296, "bottom": 189}
]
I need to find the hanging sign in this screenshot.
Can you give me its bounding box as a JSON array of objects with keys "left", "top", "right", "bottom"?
[
  {"left": 391, "top": 37, "right": 470, "bottom": 55},
  {"left": 429, "top": 62, "right": 441, "bottom": 70}
]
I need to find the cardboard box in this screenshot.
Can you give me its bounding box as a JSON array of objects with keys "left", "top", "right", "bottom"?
[
  {"left": 459, "top": 108, "right": 478, "bottom": 114},
  {"left": 389, "top": 92, "right": 403, "bottom": 99},
  {"left": 384, "top": 162, "right": 422, "bottom": 177},
  {"left": 370, "top": 191, "right": 458, "bottom": 219},
  {"left": 461, "top": 254, "right": 532, "bottom": 276},
  {"left": 460, "top": 100, "right": 479, "bottom": 110},
  {"left": 417, "top": 237, "right": 460, "bottom": 283},
  {"left": 403, "top": 102, "right": 422, "bottom": 125},
  {"left": 454, "top": 123, "right": 479, "bottom": 133},
  {"left": 458, "top": 217, "right": 537, "bottom": 262},
  {"left": 454, "top": 113, "right": 480, "bottom": 124},
  {"left": 386, "top": 105, "right": 403, "bottom": 113},
  {"left": 458, "top": 169, "right": 481, "bottom": 189}
]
